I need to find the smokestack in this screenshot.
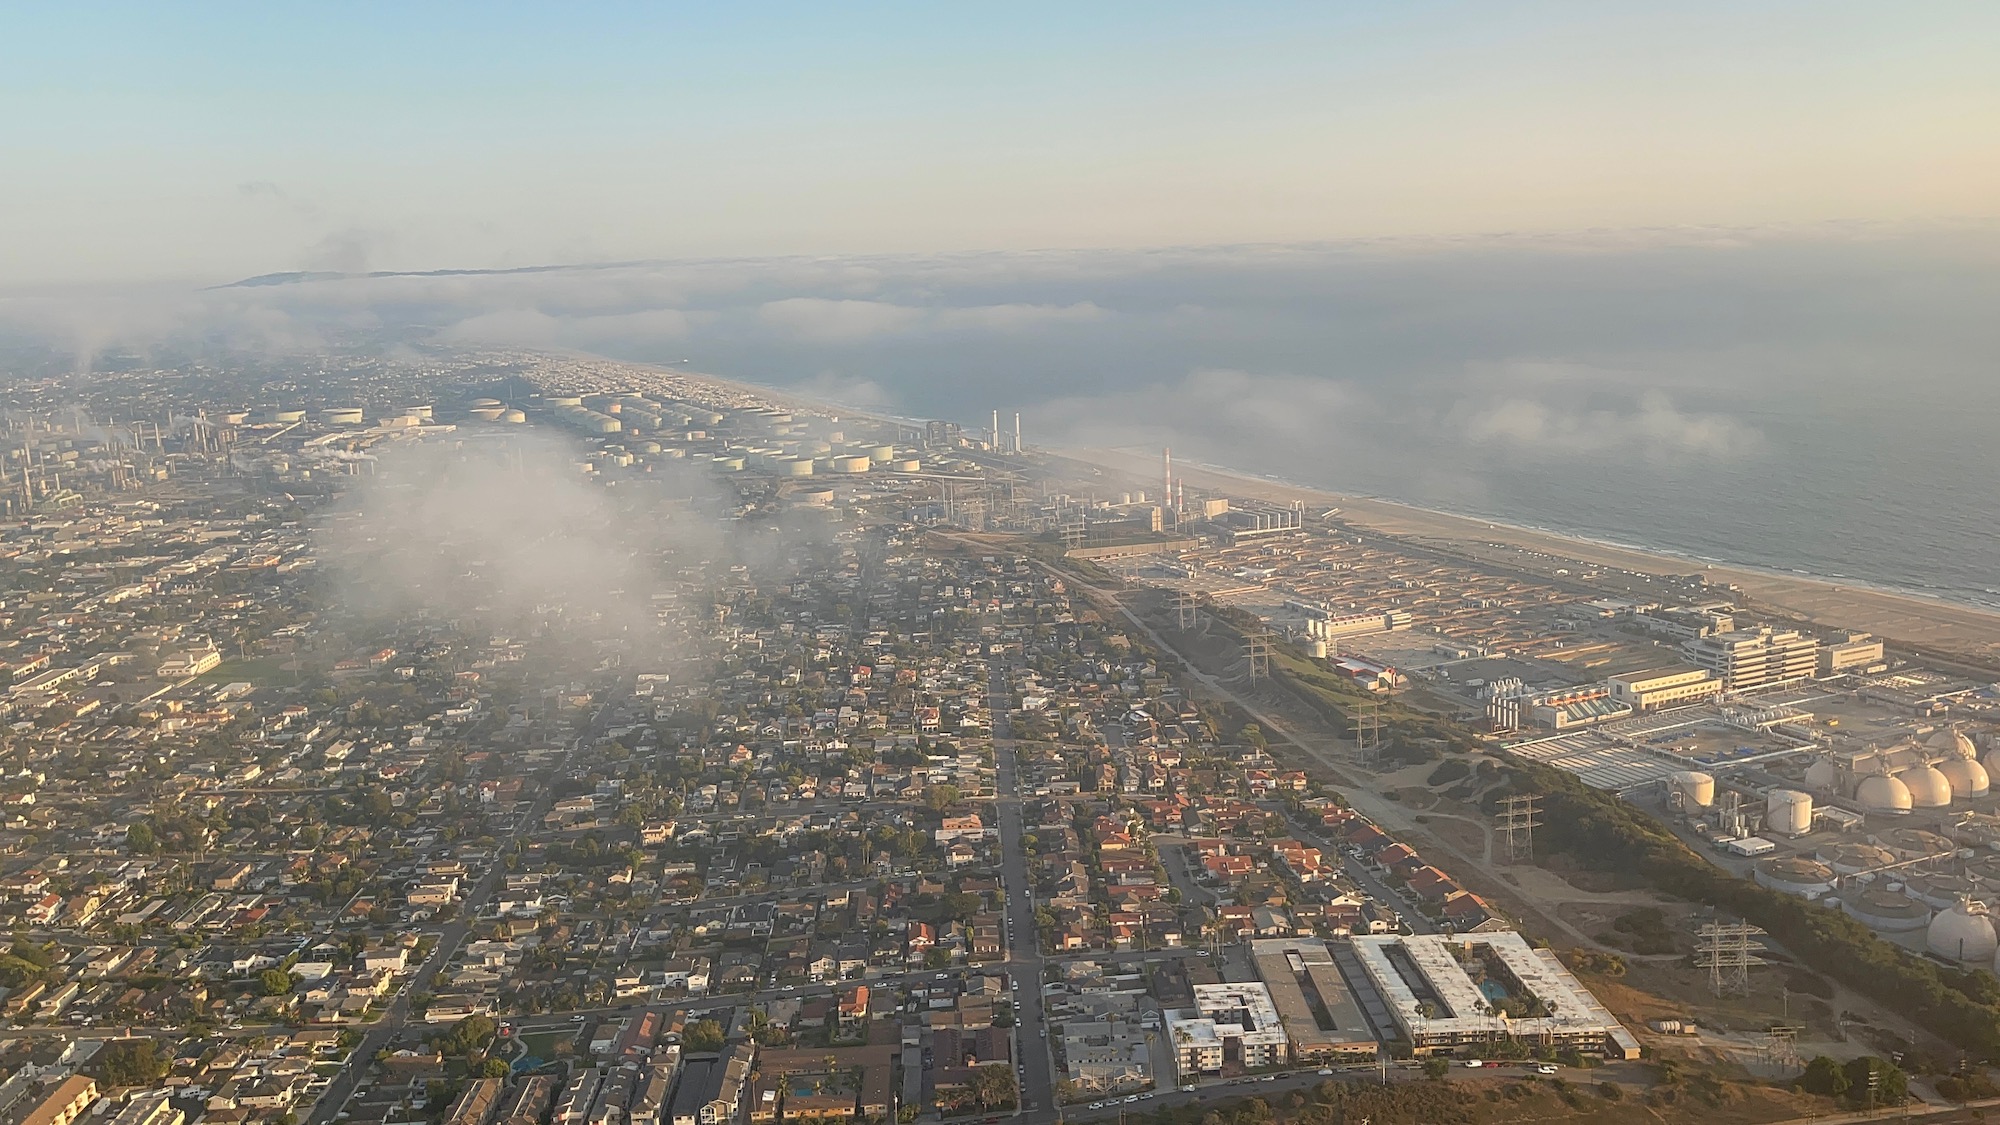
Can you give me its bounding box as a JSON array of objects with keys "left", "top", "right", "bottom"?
[
  {"left": 1013, "top": 413, "right": 1022, "bottom": 454},
  {"left": 992, "top": 409, "right": 1000, "bottom": 450},
  {"left": 1163, "top": 448, "right": 1173, "bottom": 526}
]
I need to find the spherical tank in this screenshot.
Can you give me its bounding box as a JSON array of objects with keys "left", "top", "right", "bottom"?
[
  {"left": 1940, "top": 756, "right": 1991, "bottom": 798},
  {"left": 1929, "top": 899, "right": 1999, "bottom": 962},
  {"left": 1857, "top": 773, "right": 1914, "bottom": 813},
  {"left": 1902, "top": 764, "right": 1954, "bottom": 808},
  {"left": 1671, "top": 771, "right": 1716, "bottom": 809},
  {"left": 1804, "top": 757, "right": 1840, "bottom": 792},
  {"left": 1983, "top": 744, "right": 2000, "bottom": 780},
  {"left": 1766, "top": 789, "right": 1813, "bottom": 836}
]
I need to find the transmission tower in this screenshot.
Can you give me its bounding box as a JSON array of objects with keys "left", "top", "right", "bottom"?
[
  {"left": 1495, "top": 794, "right": 1543, "bottom": 863},
  {"left": 1172, "top": 592, "right": 1199, "bottom": 632},
  {"left": 1059, "top": 520, "right": 1087, "bottom": 551},
  {"left": 1352, "top": 701, "right": 1384, "bottom": 765},
  {"left": 1696, "top": 919, "right": 1766, "bottom": 998},
  {"left": 1245, "top": 633, "right": 1274, "bottom": 685}
]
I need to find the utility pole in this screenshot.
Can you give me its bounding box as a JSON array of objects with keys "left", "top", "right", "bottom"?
[{"left": 1172, "top": 592, "right": 1198, "bottom": 632}]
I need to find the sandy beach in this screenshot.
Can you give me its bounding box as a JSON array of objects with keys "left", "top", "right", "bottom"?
[{"left": 1063, "top": 447, "right": 2000, "bottom": 667}]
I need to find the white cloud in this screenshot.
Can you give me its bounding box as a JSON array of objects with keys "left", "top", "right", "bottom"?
[
  {"left": 1452, "top": 390, "right": 1762, "bottom": 459},
  {"left": 757, "top": 298, "right": 925, "bottom": 342}
]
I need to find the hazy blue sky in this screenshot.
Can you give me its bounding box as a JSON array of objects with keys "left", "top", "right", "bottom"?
[{"left": 7, "top": 1, "right": 1998, "bottom": 282}]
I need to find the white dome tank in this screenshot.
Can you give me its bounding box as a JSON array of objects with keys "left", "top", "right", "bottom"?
[
  {"left": 1671, "top": 771, "right": 1716, "bottom": 809},
  {"left": 1804, "top": 757, "right": 1840, "bottom": 792},
  {"left": 1941, "top": 756, "right": 1991, "bottom": 798},
  {"left": 1983, "top": 744, "right": 2000, "bottom": 781},
  {"left": 1766, "top": 789, "right": 1813, "bottom": 837},
  {"left": 1930, "top": 899, "right": 1999, "bottom": 962},
  {"left": 1857, "top": 773, "right": 1913, "bottom": 813},
  {"left": 1931, "top": 727, "right": 1979, "bottom": 760},
  {"left": 1903, "top": 764, "right": 1954, "bottom": 808}
]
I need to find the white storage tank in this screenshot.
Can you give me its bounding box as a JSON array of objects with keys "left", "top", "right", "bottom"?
[
  {"left": 1929, "top": 899, "right": 1999, "bottom": 962},
  {"left": 1857, "top": 772, "right": 1913, "bottom": 813},
  {"left": 1902, "top": 763, "right": 1954, "bottom": 808},
  {"left": 1804, "top": 757, "right": 1841, "bottom": 792},
  {"left": 1766, "top": 790, "right": 1813, "bottom": 837},
  {"left": 1307, "top": 639, "right": 1328, "bottom": 659},
  {"left": 1671, "top": 771, "right": 1716, "bottom": 810},
  {"left": 1940, "top": 755, "right": 1991, "bottom": 798}
]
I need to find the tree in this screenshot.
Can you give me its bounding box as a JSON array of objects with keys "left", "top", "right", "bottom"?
[
  {"left": 99, "top": 1039, "right": 169, "bottom": 1086},
  {"left": 926, "top": 784, "right": 962, "bottom": 811},
  {"left": 685, "top": 1019, "right": 726, "bottom": 1053},
  {"left": 260, "top": 968, "right": 297, "bottom": 996},
  {"left": 1796, "top": 1056, "right": 1850, "bottom": 1098},
  {"left": 481, "top": 1058, "right": 512, "bottom": 1078},
  {"left": 1841, "top": 1057, "right": 1907, "bottom": 1108},
  {"left": 1421, "top": 1058, "right": 1450, "bottom": 1080},
  {"left": 126, "top": 822, "right": 157, "bottom": 854}
]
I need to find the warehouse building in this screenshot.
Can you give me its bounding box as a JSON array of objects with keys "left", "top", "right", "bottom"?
[{"left": 1347, "top": 933, "right": 1639, "bottom": 1059}]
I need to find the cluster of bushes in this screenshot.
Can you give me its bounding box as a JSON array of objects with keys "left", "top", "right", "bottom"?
[
  {"left": 1796, "top": 1056, "right": 1908, "bottom": 1106},
  {"left": 1513, "top": 759, "right": 2000, "bottom": 1055}
]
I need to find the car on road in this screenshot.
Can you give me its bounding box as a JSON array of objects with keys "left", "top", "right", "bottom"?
[
  {"left": 569, "top": 1015, "right": 585, "bottom": 1023},
  {"left": 1259, "top": 1075, "right": 1276, "bottom": 1083},
  {"left": 1463, "top": 1059, "right": 1484, "bottom": 1068},
  {"left": 1535, "top": 1064, "right": 1559, "bottom": 1075},
  {"left": 1088, "top": 1103, "right": 1104, "bottom": 1111},
  {"left": 1316, "top": 1068, "right": 1333, "bottom": 1075}
]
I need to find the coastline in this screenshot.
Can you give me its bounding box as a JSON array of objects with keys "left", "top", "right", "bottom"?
[
  {"left": 1060, "top": 446, "right": 2000, "bottom": 665},
  {"left": 581, "top": 359, "right": 2000, "bottom": 665}
]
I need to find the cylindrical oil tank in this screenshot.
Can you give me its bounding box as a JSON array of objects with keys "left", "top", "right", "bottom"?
[
  {"left": 1967, "top": 855, "right": 2000, "bottom": 891},
  {"left": 1817, "top": 842, "right": 1898, "bottom": 875},
  {"left": 467, "top": 406, "right": 504, "bottom": 422},
  {"left": 826, "top": 456, "right": 872, "bottom": 474},
  {"left": 711, "top": 455, "right": 745, "bottom": 471},
  {"left": 1941, "top": 756, "right": 1991, "bottom": 798},
  {"left": 1766, "top": 789, "right": 1813, "bottom": 836},
  {"left": 1857, "top": 773, "right": 1913, "bottom": 813},
  {"left": 269, "top": 408, "right": 306, "bottom": 424},
  {"left": 777, "top": 458, "right": 815, "bottom": 477},
  {"left": 890, "top": 458, "right": 922, "bottom": 472},
  {"left": 404, "top": 405, "right": 434, "bottom": 421},
  {"left": 1839, "top": 885, "right": 1932, "bottom": 932},
  {"left": 1308, "top": 639, "right": 1329, "bottom": 659},
  {"left": 791, "top": 487, "right": 835, "bottom": 507},
  {"left": 1671, "top": 771, "right": 1716, "bottom": 810},
  {"left": 500, "top": 409, "right": 526, "bottom": 424},
  {"left": 867, "top": 444, "right": 896, "bottom": 462},
  {"left": 1929, "top": 899, "right": 1999, "bottom": 962},
  {"left": 546, "top": 396, "right": 584, "bottom": 407},
  {"left": 1754, "top": 856, "right": 1836, "bottom": 898},
  {"left": 320, "top": 407, "right": 365, "bottom": 426},
  {"left": 1902, "top": 764, "right": 1954, "bottom": 808}
]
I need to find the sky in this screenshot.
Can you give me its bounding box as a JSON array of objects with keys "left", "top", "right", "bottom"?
[{"left": 6, "top": 1, "right": 1999, "bottom": 284}]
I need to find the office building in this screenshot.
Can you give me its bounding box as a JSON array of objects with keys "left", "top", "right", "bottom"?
[{"left": 1683, "top": 627, "right": 1819, "bottom": 691}]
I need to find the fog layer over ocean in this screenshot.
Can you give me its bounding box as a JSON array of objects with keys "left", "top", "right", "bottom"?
[{"left": 11, "top": 224, "right": 2000, "bottom": 605}]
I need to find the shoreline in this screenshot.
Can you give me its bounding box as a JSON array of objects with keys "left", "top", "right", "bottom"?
[
  {"left": 564, "top": 358, "right": 2000, "bottom": 665},
  {"left": 1061, "top": 446, "right": 2000, "bottom": 665}
]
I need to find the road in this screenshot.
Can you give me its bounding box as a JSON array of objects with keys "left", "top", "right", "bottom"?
[
  {"left": 990, "top": 661, "right": 1055, "bottom": 1114},
  {"left": 306, "top": 704, "right": 611, "bottom": 1125}
]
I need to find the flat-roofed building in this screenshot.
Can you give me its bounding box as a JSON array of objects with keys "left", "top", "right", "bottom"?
[
  {"left": 1163, "top": 982, "right": 1288, "bottom": 1078},
  {"left": 1347, "top": 933, "right": 1638, "bottom": 1059},
  {"left": 1684, "top": 628, "right": 1819, "bottom": 692},
  {"left": 1249, "top": 938, "right": 1380, "bottom": 1063},
  {"left": 1820, "top": 632, "right": 1886, "bottom": 676},
  {"left": 1608, "top": 668, "right": 1722, "bottom": 712},
  {"left": 103, "top": 1094, "right": 181, "bottom": 1125}
]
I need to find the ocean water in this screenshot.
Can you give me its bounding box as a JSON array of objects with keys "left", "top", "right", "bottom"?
[{"left": 1277, "top": 379, "right": 2000, "bottom": 611}]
